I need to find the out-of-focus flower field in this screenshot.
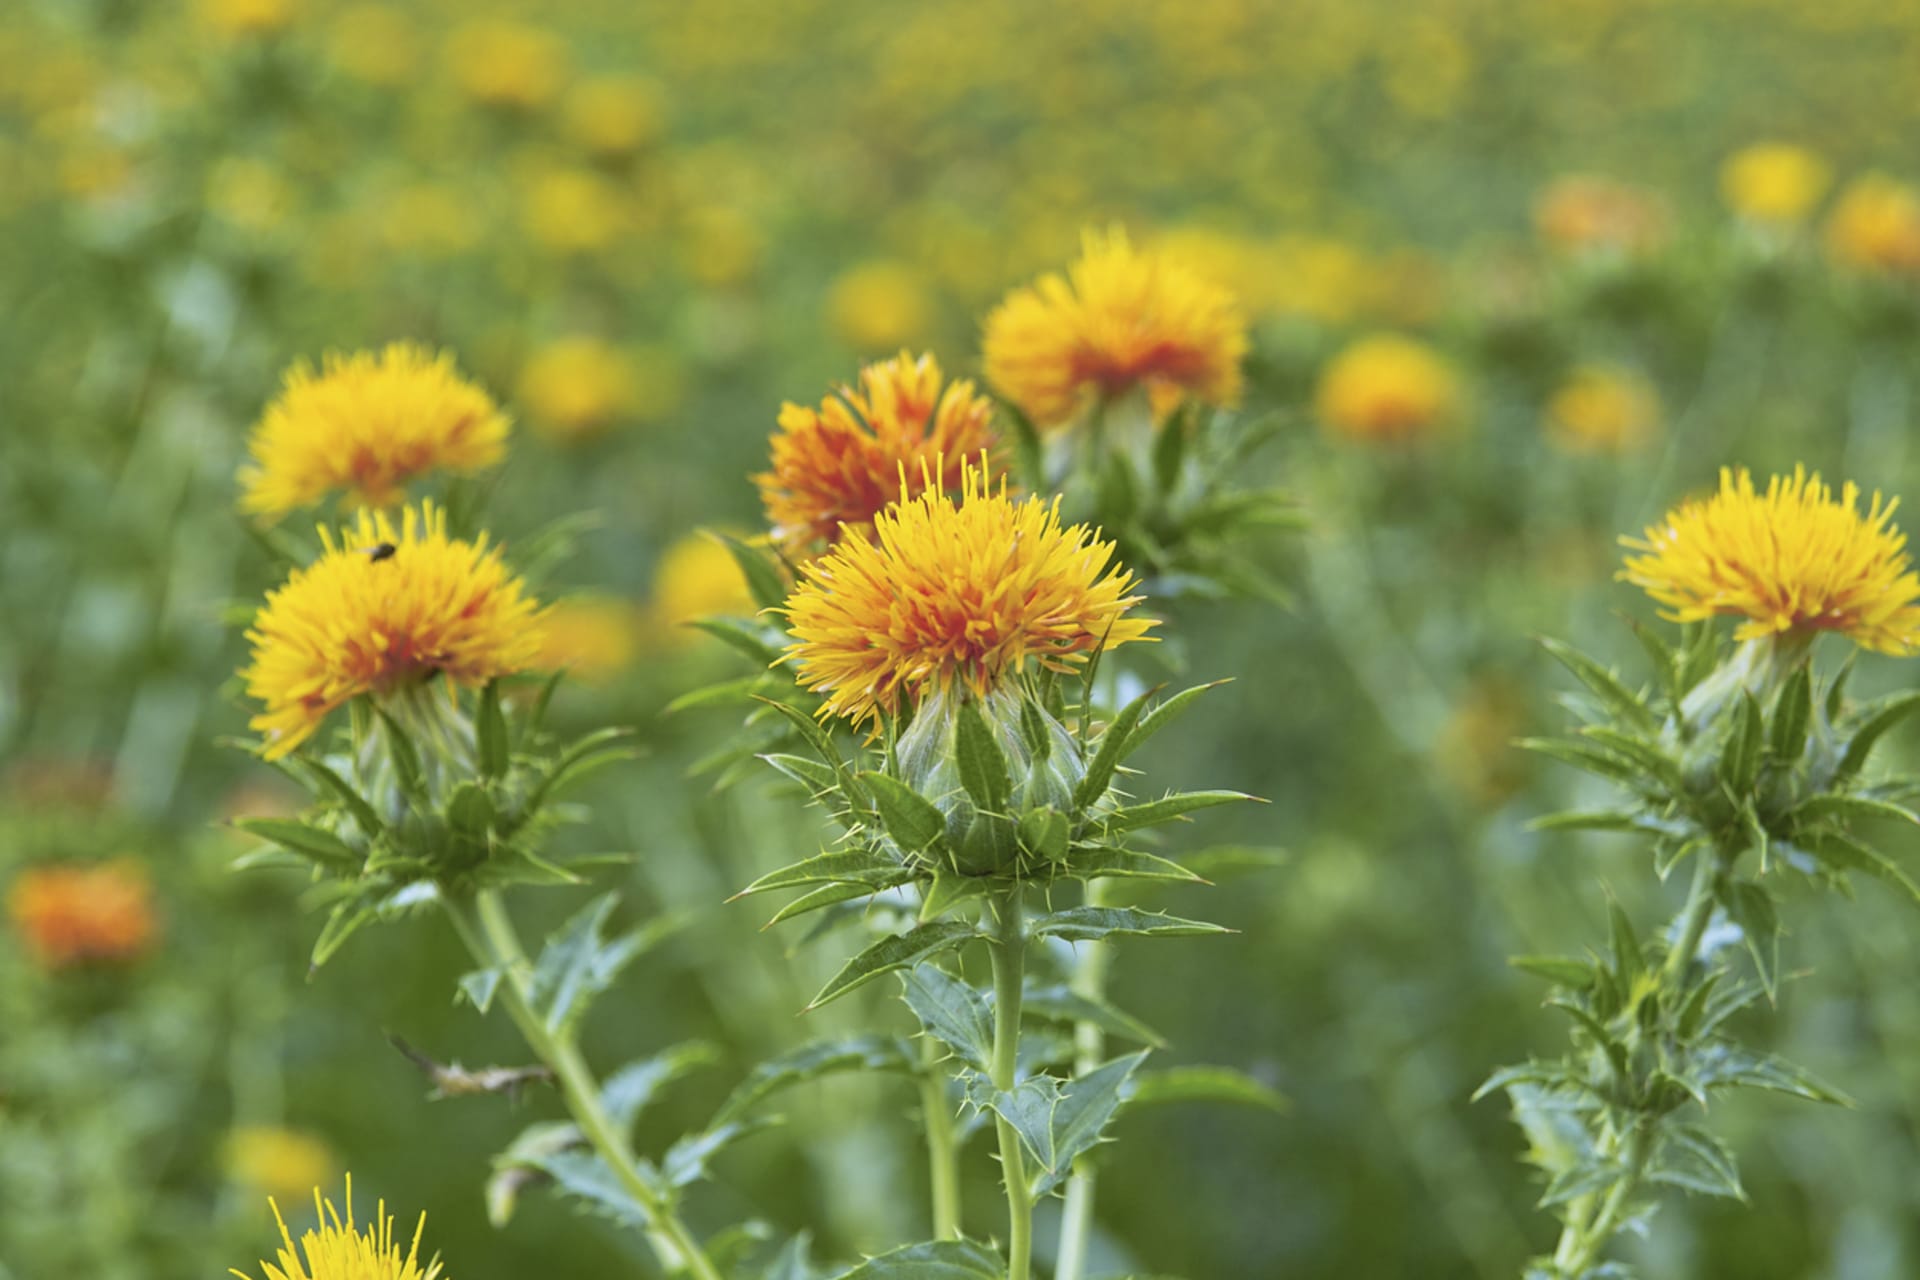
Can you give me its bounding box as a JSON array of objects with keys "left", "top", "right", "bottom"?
[{"left": 6, "top": 0, "right": 1920, "bottom": 1276}]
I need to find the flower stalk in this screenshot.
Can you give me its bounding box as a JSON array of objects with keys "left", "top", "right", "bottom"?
[
  {"left": 442, "top": 889, "right": 725, "bottom": 1280},
  {"left": 918, "top": 1035, "right": 963, "bottom": 1241},
  {"left": 1054, "top": 877, "right": 1115, "bottom": 1280},
  {"left": 988, "top": 886, "right": 1034, "bottom": 1280}
]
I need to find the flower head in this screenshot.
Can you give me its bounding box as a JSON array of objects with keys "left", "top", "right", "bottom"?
[
  {"left": 232, "top": 1178, "right": 444, "bottom": 1280},
  {"left": 1824, "top": 174, "right": 1920, "bottom": 278},
  {"left": 1622, "top": 466, "right": 1920, "bottom": 654},
  {"left": 535, "top": 597, "right": 641, "bottom": 682},
  {"left": 238, "top": 345, "right": 509, "bottom": 522},
  {"left": 828, "top": 261, "right": 934, "bottom": 351},
  {"left": 445, "top": 19, "right": 566, "bottom": 111},
  {"left": 1720, "top": 143, "right": 1830, "bottom": 226},
  {"left": 225, "top": 1127, "right": 338, "bottom": 1204},
  {"left": 756, "top": 352, "right": 999, "bottom": 558},
  {"left": 1534, "top": 176, "right": 1670, "bottom": 258},
  {"left": 650, "top": 533, "right": 752, "bottom": 646},
  {"left": 242, "top": 504, "right": 547, "bottom": 759},
  {"left": 197, "top": 0, "right": 297, "bottom": 39},
  {"left": 1315, "top": 334, "right": 1461, "bottom": 444},
  {"left": 982, "top": 227, "right": 1246, "bottom": 431},
  {"left": 7, "top": 860, "right": 156, "bottom": 968},
  {"left": 784, "top": 460, "right": 1155, "bottom": 727},
  {"left": 517, "top": 338, "right": 634, "bottom": 441},
  {"left": 1545, "top": 364, "right": 1660, "bottom": 455},
  {"left": 563, "top": 76, "right": 664, "bottom": 157}
]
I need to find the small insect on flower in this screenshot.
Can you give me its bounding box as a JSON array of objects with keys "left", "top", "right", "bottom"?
[
  {"left": 1622, "top": 466, "right": 1920, "bottom": 654},
  {"left": 237, "top": 344, "right": 510, "bottom": 524},
  {"left": 982, "top": 226, "right": 1247, "bottom": 432},
  {"left": 756, "top": 351, "right": 999, "bottom": 559},
  {"left": 232, "top": 1177, "right": 445, "bottom": 1280},
  {"left": 241, "top": 503, "right": 547, "bottom": 760},
  {"left": 782, "top": 457, "right": 1155, "bottom": 728}
]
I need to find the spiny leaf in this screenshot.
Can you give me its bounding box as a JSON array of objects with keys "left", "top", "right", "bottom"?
[
  {"left": 1837, "top": 689, "right": 1920, "bottom": 782},
  {"left": 1073, "top": 686, "right": 1155, "bottom": 809},
  {"left": 1102, "top": 790, "right": 1258, "bottom": 834},
  {"left": 1508, "top": 956, "right": 1596, "bottom": 988},
  {"left": 1769, "top": 663, "right": 1812, "bottom": 765},
  {"left": 293, "top": 756, "right": 385, "bottom": 836},
  {"left": 1649, "top": 1124, "right": 1745, "bottom": 1201},
  {"left": 1720, "top": 693, "right": 1764, "bottom": 794},
  {"left": 830, "top": 1238, "right": 1006, "bottom": 1279},
  {"left": 1029, "top": 1050, "right": 1150, "bottom": 1195},
  {"left": 1030, "top": 907, "right": 1230, "bottom": 942},
  {"left": 736, "top": 849, "right": 909, "bottom": 898},
  {"left": 1540, "top": 637, "right": 1657, "bottom": 732},
  {"left": 477, "top": 679, "right": 509, "bottom": 780},
  {"left": 807, "top": 922, "right": 980, "bottom": 1010},
  {"left": 900, "top": 964, "right": 993, "bottom": 1069},
  {"left": 952, "top": 699, "right": 1011, "bottom": 815},
  {"left": 1723, "top": 879, "right": 1780, "bottom": 999},
  {"left": 861, "top": 772, "right": 948, "bottom": 853},
  {"left": 603, "top": 1042, "right": 722, "bottom": 1132},
  {"left": 716, "top": 532, "right": 790, "bottom": 613},
  {"left": 1021, "top": 984, "right": 1166, "bottom": 1047},
  {"left": 231, "top": 818, "right": 360, "bottom": 869},
  {"left": 1800, "top": 829, "right": 1920, "bottom": 905}
]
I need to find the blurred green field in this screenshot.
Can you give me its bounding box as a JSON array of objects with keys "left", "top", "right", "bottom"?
[{"left": 6, "top": 1, "right": 1920, "bottom": 1277}]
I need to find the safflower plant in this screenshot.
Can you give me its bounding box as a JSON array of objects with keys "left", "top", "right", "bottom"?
[{"left": 1485, "top": 466, "right": 1920, "bottom": 1279}]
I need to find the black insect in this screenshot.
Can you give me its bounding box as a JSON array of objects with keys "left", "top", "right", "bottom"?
[{"left": 361, "top": 542, "right": 397, "bottom": 563}]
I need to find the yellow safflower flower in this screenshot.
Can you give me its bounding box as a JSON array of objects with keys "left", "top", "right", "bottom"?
[
  {"left": 520, "top": 167, "right": 625, "bottom": 255},
  {"left": 445, "top": 20, "right": 566, "bottom": 111},
  {"left": 1622, "top": 467, "right": 1920, "bottom": 654},
  {"left": 983, "top": 226, "right": 1246, "bottom": 432},
  {"left": 1720, "top": 143, "right": 1830, "bottom": 226},
  {"left": 649, "top": 534, "right": 752, "bottom": 649},
  {"left": 783, "top": 459, "right": 1154, "bottom": 728},
  {"left": 517, "top": 338, "right": 634, "bottom": 442},
  {"left": 827, "top": 261, "right": 934, "bottom": 351},
  {"left": 232, "top": 1179, "right": 444, "bottom": 1280},
  {"left": 241, "top": 504, "right": 547, "bottom": 759},
  {"left": 1315, "top": 334, "right": 1462, "bottom": 444},
  {"left": 225, "top": 1128, "right": 337, "bottom": 1205},
  {"left": 1545, "top": 365, "right": 1660, "bottom": 455},
  {"left": 562, "top": 77, "right": 664, "bottom": 157},
  {"left": 237, "top": 345, "right": 509, "bottom": 521},
  {"left": 1825, "top": 173, "right": 1920, "bottom": 277},
  {"left": 535, "top": 597, "right": 643, "bottom": 682}
]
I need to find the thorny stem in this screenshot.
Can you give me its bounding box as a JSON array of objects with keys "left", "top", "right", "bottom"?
[
  {"left": 1546, "top": 851, "right": 1720, "bottom": 1278},
  {"left": 919, "top": 1035, "right": 963, "bottom": 1241},
  {"left": 443, "top": 889, "right": 725, "bottom": 1280},
  {"left": 1055, "top": 878, "right": 1116, "bottom": 1280},
  {"left": 989, "top": 885, "right": 1034, "bottom": 1280}
]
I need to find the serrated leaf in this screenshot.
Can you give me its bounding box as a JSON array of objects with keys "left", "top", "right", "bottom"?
[
  {"left": 1018, "top": 807, "right": 1070, "bottom": 861},
  {"left": 1021, "top": 984, "right": 1165, "bottom": 1047},
  {"left": 294, "top": 756, "right": 385, "bottom": 836},
  {"left": 487, "top": 1120, "right": 581, "bottom": 1228},
  {"left": 528, "top": 1149, "right": 657, "bottom": 1227},
  {"left": 1124, "top": 1065, "right": 1286, "bottom": 1113},
  {"left": 232, "top": 817, "right": 360, "bottom": 869},
  {"left": 1793, "top": 794, "right": 1920, "bottom": 829},
  {"left": 1472, "top": 1060, "right": 1576, "bottom": 1103},
  {"left": 603, "top": 1042, "right": 721, "bottom": 1132},
  {"left": 1102, "top": 790, "right": 1257, "bottom": 833},
  {"left": 807, "top": 922, "right": 980, "bottom": 1010},
  {"left": 1029, "top": 1050, "right": 1150, "bottom": 1195},
  {"left": 1693, "top": 1045, "right": 1851, "bottom": 1105},
  {"left": 761, "top": 752, "right": 837, "bottom": 793},
  {"left": 1649, "top": 1125, "right": 1745, "bottom": 1201},
  {"left": 310, "top": 899, "right": 377, "bottom": 967},
  {"left": 766, "top": 880, "right": 899, "bottom": 928},
  {"left": 1608, "top": 900, "right": 1644, "bottom": 985},
  {"left": 1540, "top": 637, "right": 1657, "bottom": 732},
  {"left": 664, "top": 1119, "right": 769, "bottom": 1188},
  {"left": 920, "top": 871, "right": 994, "bottom": 922},
  {"left": 1539, "top": 1158, "right": 1626, "bottom": 1209},
  {"left": 714, "top": 1035, "right": 917, "bottom": 1126},
  {"left": 900, "top": 964, "right": 993, "bottom": 1069},
  {"left": 1723, "top": 879, "right": 1780, "bottom": 998},
  {"left": 1720, "top": 694, "right": 1764, "bottom": 794},
  {"left": 458, "top": 966, "right": 503, "bottom": 1013},
  {"left": 1517, "top": 738, "right": 1645, "bottom": 787},
  {"left": 1073, "top": 688, "right": 1154, "bottom": 809},
  {"left": 862, "top": 772, "right": 948, "bottom": 853},
  {"left": 529, "top": 894, "right": 647, "bottom": 1038},
  {"left": 737, "top": 849, "right": 909, "bottom": 898},
  {"left": 1031, "top": 907, "right": 1229, "bottom": 942},
  {"left": 831, "top": 1238, "right": 1006, "bottom": 1279},
  {"left": 952, "top": 699, "right": 1011, "bottom": 815},
  {"left": 1065, "top": 848, "right": 1208, "bottom": 883},
  {"left": 1800, "top": 829, "right": 1920, "bottom": 904},
  {"left": 372, "top": 706, "right": 427, "bottom": 801},
  {"left": 1837, "top": 690, "right": 1920, "bottom": 781}
]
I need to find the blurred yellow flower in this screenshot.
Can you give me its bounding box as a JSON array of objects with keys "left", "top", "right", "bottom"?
[
  {"left": 327, "top": 5, "right": 419, "bottom": 87},
  {"left": 242, "top": 504, "right": 547, "bottom": 759},
  {"left": 233, "top": 1179, "right": 444, "bottom": 1280},
  {"left": 681, "top": 205, "right": 764, "bottom": 285},
  {"left": 1315, "top": 334, "right": 1461, "bottom": 444},
  {"left": 1622, "top": 466, "right": 1920, "bottom": 653},
  {"left": 1824, "top": 173, "right": 1920, "bottom": 277},
  {"left": 983, "top": 226, "right": 1246, "bottom": 431},
  {"left": 535, "top": 597, "right": 643, "bottom": 682},
  {"left": 238, "top": 344, "right": 509, "bottom": 521},
  {"left": 445, "top": 19, "right": 566, "bottom": 111},
  {"left": 521, "top": 167, "right": 625, "bottom": 255},
  {"left": 197, "top": 0, "right": 297, "bottom": 39},
  {"left": 378, "top": 183, "right": 483, "bottom": 258},
  {"left": 650, "top": 534, "right": 752, "bottom": 647},
  {"left": 1720, "top": 143, "right": 1830, "bottom": 226},
  {"left": 563, "top": 77, "right": 665, "bottom": 157},
  {"left": 208, "top": 158, "right": 295, "bottom": 236},
  {"left": 1534, "top": 175, "right": 1670, "bottom": 258},
  {"left": 518, "top": 338, "right": 634, "bottom": 442},
  {"left": 784, "top": 460, "right": 1154, "bottom": 728},
  {"left": 757, "top": 351, "right": 999, "bottom": 558},
  {"left": 827, "top": 261, "right": 934, "bottom": 351},
  {"left": 7, "top": 860, "right": 157, "bottom": 969},
  {"left": 225, "top": 1128, "right": 337, "bottom": 1204},
  {"left": 1434, "top": 677, "right": 1529, "bottom": 808},
  {"left": 1544, "top": 365, "right": 1660, "bottom": 455}
]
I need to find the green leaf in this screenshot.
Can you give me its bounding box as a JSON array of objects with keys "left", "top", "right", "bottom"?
[
  {"left": 1527, "top": 810, "right": 1643, "bottom": 834},
  {"left": 1580, "top": 728, "right": 1683, "bottom": 792},
  {"left": 807, "top": 922, "right": 981, "bottom": 1010},
  {"left": 1801, "top": 829, "right": 1920, "bottom": 905},
  {"left": 919, "top": 871, "right": 995, "bottom": 922},
  {"left": 1063, "top": 848, "right": 1208, "bottom": 883},
  {"left": 761, "top": 752, "right": 838, "bottom": 793},
  {"left": 1516, "top": 737, "right": 1645, "bottom": 787},
  {"left": 1769, "top": 663, "right": 1813, "bottom": 765},
  {"left": 1152, "top": 400, "right": 1190, "bottom": 491},
  {"left": 1723, "top": 879, "right": 1780, "bottom": 998},
  {"left": 1102, "top": 791, "right": 1257, "bottom": 834},
  {"left": 1125, "top": 1065, "right": 1286, "bottom": 1113},
  {"left": 1017, "top": 807, "right": 1070, "bottom": 862},
  {"left": 1607, "top": 900, "right": 1644, "bottom": 986},
  {"left": 1540, "top": 637, "right": 1656, "bottom": 732},
  {"left": 1029, "top": 1050, "right": 1150, "bottom": 1194},
  {"left": 1649, "top": 1124, "right": 1745, "bottom": 1201},
  {"left": 1694, "top": 1045, "right": 1852, "bottom": 1105},
  {"left": 714, "top": 1035, "right": 918, "bottom": 1126},
  {"left": 900, "top": 964, "right": 993, "bottom": 1069},
  {"left": 603, "top": 1041, "right": 722, "bottom": 1132},
  {"left": 766, "top": 880, "right": 899, "bottom": 928},
  {"left": 528, "top": 1149, "right": 656, "bottom": 1227},
  {"left": 736, "top": 849, "right": 909, "bottom": 898},
  {"left": 458, "top": 967, "right": 503, "bottom": 1013},
  {"left": 1539, "top": 1158, "right": 1626, "bottom": 1210},
  {"left": 1508, "top": 956, "right": 1596, "bottom": 988},
  {"left": 529, "top": 894, "right": 648, "bottom": 1039},
  {"left": 477, "top": 679, "right": 509, "bottom": 780},
  {"left": 1837, "top": 690, "right": 1920, "bottom": 781},
  {"left": 231, "top": 818, "right": 360, "bottom": 870},
  {"left": 486, "top": 1120, "right": 580, "bottom": 1228},
  {"left": 664, "top": 1120, "right": 769, "bottom": 1187},
  {"left": 311, "top": 900, "right": 379, "bottom": 967},
  {"left": 688, "top": 616, "right": 786, "bottom": 665},
  {"left": 952, "top": 699, "right": 1011, "bottom": 815},
  {"left": 520, "top": 727, "right": 638, "bottom": 821},
  {"left": 831, "top": 1238, "right": 1006, "bottom": 1280},
  {"left": 1030, "top": 907, "right": 1229, "bottom": 942},
  {"left": 763, "top": 1233, "right": 816, "bottom": 1280},
  {"left": 1720, "top": 693, "right": 1764, "bottom": 795},
  {"left": 861, "top": 772, "right": 948, "bottom": 853},
  {"left": 1793, "top": 794, "right": 1920, "bottom": 829},
  {"left": 372, "top": 706, "right": 427, "bottom": 801},
  {"left": 1021, "top": 984, "right": 1166, "bottom": 1047},
  {"left": 293, "top": 756, "right": 385, "bottom": 836},
  {"left": 717, "top": 532, "right": 789, "bottom": 613},
  {"left": 1073, "top": 687, "right": 1154, "bottom": 809}
]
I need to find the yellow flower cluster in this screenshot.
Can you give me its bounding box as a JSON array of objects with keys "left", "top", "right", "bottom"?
[{"left": 233, "top": 1180, "right": 444, "bottom": 1280}]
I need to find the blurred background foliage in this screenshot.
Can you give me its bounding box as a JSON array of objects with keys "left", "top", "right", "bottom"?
[{"left": 4, "top": 0, "right": 1920, "bottom": 1276}]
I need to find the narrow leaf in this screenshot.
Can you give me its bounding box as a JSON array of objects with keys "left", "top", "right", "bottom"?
[{"left": 807, "top": 923, "right": 980, "bottom": 1010}]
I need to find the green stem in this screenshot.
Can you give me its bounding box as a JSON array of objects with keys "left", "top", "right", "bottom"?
[
  {"left": 1055, "top": 879, "right": 1115, "bottom": 1280},
  {"left": 919, "top": 1035, "right": 963, "bottom": 1241},
  {"left": 989, "top": 886, "right": 1034, "bottom": 1280},
  {"left": 444, "top": 889, "right": 725, "bottom": 1280},
  {"left": 1550, "top": 1123, "right": 1654, "bottom": 1278},
  {"left": 1662, "top": 852, "right": 1721, "bottom": 987}
]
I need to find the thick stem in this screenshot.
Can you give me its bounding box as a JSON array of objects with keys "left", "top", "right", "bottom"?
[
  {"left": 919, "top": 1035, "right": 963, "bottom": 1241},
  {"left": 1054, "top": 879, "right": 1115, "bottom": 1280},
  {"left": 1662, "top": 851, "right": 1721, "bottom": 986},
  {"left": 989, "top": 886, "right": 1033, "bottom": 1280},
  {"left": 445, "top": 890, "right": 725, "bottom": 1280}
]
